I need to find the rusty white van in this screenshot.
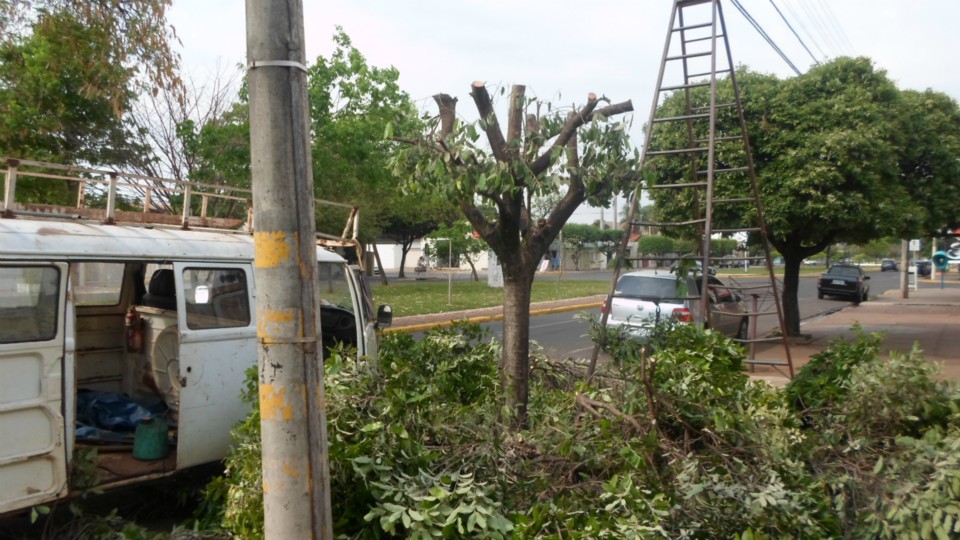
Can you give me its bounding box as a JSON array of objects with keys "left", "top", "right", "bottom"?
[{"left": 0, "top": 159, "right": 391, "bottom": 516}]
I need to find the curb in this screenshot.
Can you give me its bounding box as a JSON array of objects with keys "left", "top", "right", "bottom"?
[{"left": 383, "top": 300, "right": 603, "bottom": 334}]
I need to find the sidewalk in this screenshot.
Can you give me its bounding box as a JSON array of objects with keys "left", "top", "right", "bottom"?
[{"left": 751, "top": 285, "right": 960, "bottom": 384}]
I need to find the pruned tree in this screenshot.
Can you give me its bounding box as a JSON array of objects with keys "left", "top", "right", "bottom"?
[{"left": 391, "top": 82, "right": 637, "bottom": 425}]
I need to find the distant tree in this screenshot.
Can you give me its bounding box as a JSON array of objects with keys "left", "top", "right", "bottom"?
[
  {"left": 636, "top": 235, "right": 674, "bottom": 263},
  {"left": 382, "top": 197, "right": 458, "bottom": 278},
  {"left": 391, "top": 83, "right": 637, "bottom": 426},
  {"left": 427, "top": 220, "right": 489, "bottom": 281},
  {"left": 712, "top": 238, "right": 739, "bottom": 258},
  {"left": 562, "top": 223, "right": 599, "bottom": 270},
  {"left": 128, "top": 65, "right": 241, "bottom": 214},
  {"left": 596, "top": 228, "right": 625, "bottom": 266}
]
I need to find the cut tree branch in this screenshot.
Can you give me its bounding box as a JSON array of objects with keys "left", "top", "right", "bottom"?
[
  {"left": 470, "top": 81, "right": 512, "bottom": 163},
  {"left": 530, "top": 97, "right": 634, "bottom": 176},
  {"left": 433, "top": 93, "right": 458, "bottom": 137}
]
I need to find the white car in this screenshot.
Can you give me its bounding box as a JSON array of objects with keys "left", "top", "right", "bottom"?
[{"left": 604, "top": 270, "right": 749, "bottom": 341}]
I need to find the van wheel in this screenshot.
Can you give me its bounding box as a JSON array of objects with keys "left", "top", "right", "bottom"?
[{"left": 736, "top": 318, "right": 749, "bottom": 340}]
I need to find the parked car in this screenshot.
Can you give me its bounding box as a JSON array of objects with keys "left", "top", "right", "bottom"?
[
  {"left": 817, "top": 264, "right": 870, "bottom": 302},
  {"left": 916, "top": 260, "right": 932, "bottom": 278},
  {"left": 880, "top": 259, "right": 898, "bottom": 272},
  {"left": 604, "top": 270, "right": 748, "bottom": 341}
]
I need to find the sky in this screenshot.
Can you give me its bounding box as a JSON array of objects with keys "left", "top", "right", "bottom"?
[{"left": 168, "top": 1, "right": 960, "bottom": 224}]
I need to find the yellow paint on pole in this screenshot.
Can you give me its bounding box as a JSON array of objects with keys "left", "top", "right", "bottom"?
[
  {"left": 260, "top": 384, "right": 295, "bottom": 421},
  {"left": 283, "top": 461, "right": 302, "bottom": 479},
  {"left": 258, "top": 307, "right": 299, "bottom": 338},
  {"left": 254, "top": 231, "right": 295, "bottom": 268}
]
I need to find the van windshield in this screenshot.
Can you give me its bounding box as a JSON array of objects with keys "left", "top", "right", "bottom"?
[{"left": 318, "top": 262, "right": 354, "bottom": 312}]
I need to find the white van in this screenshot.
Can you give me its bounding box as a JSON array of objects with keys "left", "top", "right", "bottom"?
[{"left": 0, "top": 160, "right": 391, "bottom": 516}]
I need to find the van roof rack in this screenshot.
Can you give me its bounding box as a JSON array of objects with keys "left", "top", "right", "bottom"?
[{"left": 1, "top": 157, "right": 361, "bottom": 256}]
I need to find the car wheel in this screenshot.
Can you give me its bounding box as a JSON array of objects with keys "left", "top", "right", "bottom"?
[
  {"left": 861, "top": 290, "right": 869, "bottom": 302},
  {"left": 736, "top": 318, "right": 749, "bottom": 340},
  {"left": 817, "top": 289, "right": 824, "bottom": 300}
]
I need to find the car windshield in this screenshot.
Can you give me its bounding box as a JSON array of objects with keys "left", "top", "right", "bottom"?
[
  {"left": 614, "top": 276, "right": 682, "bottom": 300},
  {"left": 828, "top": 266, "right": 860, "bottom": 277}
]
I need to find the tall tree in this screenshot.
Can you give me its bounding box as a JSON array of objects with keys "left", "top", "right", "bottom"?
[
  {"left": 0, "top": 0, "right": 181, "bottom": 94},
  {"left": 0, "top": 10, "right": 150, "bottom": 202},
  {"left": 391, "top": 83, "right": 637, "bottom": 425},
  {"left": 189, "top": 28, "right": 423, "bottom": 243},
  {"left": 646, "top": 58, "right": 936, "bottom": 335}
]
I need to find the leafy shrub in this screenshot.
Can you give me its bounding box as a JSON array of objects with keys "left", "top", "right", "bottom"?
[{"left": 199, "top": 322, "right": 960, "bottom": 539}]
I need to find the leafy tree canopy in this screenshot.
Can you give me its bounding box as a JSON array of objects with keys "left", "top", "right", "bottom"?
[
  {"left": 646, "top": 57, "right": 960, "bottom": 334},
  {"left": 188, "top": 28, "right": 424, "bottom": 242},
  {"left": 0, "top": 9, "right": 151, "bottom": 202}
]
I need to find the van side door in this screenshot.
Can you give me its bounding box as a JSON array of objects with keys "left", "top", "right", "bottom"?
[
  {"left": 173, "top": 263, "right": 257, "bottom": 468},
  {"left": 0, "top": 264, "right": 69, "bottom": 514}
]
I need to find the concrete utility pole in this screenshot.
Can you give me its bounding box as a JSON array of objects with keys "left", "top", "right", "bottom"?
[{"left": 246, "top": 1, "right": 333, "bottom": 538}]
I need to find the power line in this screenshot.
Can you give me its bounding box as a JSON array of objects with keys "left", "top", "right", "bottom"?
[
  {"left": 781, "top": 0, "right": 827, "bottom": 60},
  {"left": 730, "top": 0, "right": 802, "bottom": 75},
  {"left": 814, "top": 0, "right": 855, "bottom": 54},
  {"left": 768, "top": 0, "right": 819, "bottom": 66},
  {"left": 797, "top": 0, "right": 842, "bottom": 57}
]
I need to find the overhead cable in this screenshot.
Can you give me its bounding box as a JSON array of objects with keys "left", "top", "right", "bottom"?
[
  {"left": 814, "top": 0, "right": 855, "bottom": 54},
  {"left": 797, "top": 0, "right": 842, "bottom": 57},
  {"left": 781, "top": 0, "right": 827, "bottom": 60},
  {"left": 768, "top": 0, "right": 819, "bottom": 66},
  {"left": 730, "top": 0, "right": 802, "bottom": 75}
]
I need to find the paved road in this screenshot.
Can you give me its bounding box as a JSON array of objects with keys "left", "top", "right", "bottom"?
[{"left": 476, "top": 269, "right": 923, "bottom": 360}]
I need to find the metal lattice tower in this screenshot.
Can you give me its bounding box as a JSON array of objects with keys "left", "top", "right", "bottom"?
[{"left": 594, "top": 0, "right": 794, "bottom": 377}]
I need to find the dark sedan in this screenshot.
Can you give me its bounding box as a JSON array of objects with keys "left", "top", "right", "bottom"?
[
  {"left": 880, "top": 259, "right": 898, "bottom": 272},
  {"left": 817, "top": 264, "right": 870, "bottom": 302}
]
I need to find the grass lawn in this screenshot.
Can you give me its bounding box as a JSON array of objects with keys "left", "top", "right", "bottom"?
[
  {"left": 368, "top": 266, "right": 825, "bottom": 318},
  {"left": 370, "top": 278, "right": 609, "bottom": 317}
]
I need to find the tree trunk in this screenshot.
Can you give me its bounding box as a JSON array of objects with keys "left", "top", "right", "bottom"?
[
  {"left": 780, "top": 251, "right": 803, "bottom": 336},
  {"left": 466, "top": 258, "right": 479, "bottom": 281},
  {"left": 398, "top": 239, "right": 413, "bottom": 278},
  {"left": 372, "top": 243, "right": 389, "bottom": 285},
  {"left": 500, "top": 265, "right": 534, "bottom": 428}
]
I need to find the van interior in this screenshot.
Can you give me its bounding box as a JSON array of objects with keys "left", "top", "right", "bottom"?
[{"left": 1, "top": 259, "right": 360, "bottom": 489}]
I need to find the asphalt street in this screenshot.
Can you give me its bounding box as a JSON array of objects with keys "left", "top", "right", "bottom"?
[{"left": 408, "top": 268, "right": 923, "bottom": 360}]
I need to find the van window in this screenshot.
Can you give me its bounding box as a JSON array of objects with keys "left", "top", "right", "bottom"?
[
  {"left": 72, "top": 262, "right": 124, "bottom": 306},
  {"left": 318, "top": 262, "right": 354, "bottom": 312},
  {"left": 182, "top": 268, "right": 251, "bottom": 330},
  {"left": 0, "top": 266, "right": 60, "bottom": 343}
]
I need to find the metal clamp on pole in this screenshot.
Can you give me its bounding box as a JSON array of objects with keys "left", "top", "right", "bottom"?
[{"left": 247, "top": 60, "right": 309, "bottom": 73}]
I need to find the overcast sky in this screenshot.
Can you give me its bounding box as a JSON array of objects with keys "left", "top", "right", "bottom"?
[{"left": 168, "top": 1, "right": 960, "bottom": 224}]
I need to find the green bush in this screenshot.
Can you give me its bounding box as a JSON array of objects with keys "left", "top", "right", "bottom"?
[{"left": 198, "top": 323, "right": 960, "bottom": 539}]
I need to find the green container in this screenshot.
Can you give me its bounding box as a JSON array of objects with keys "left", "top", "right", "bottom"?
[{"left": 133, "top": 416, "right": 169, "bottom": 461}]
